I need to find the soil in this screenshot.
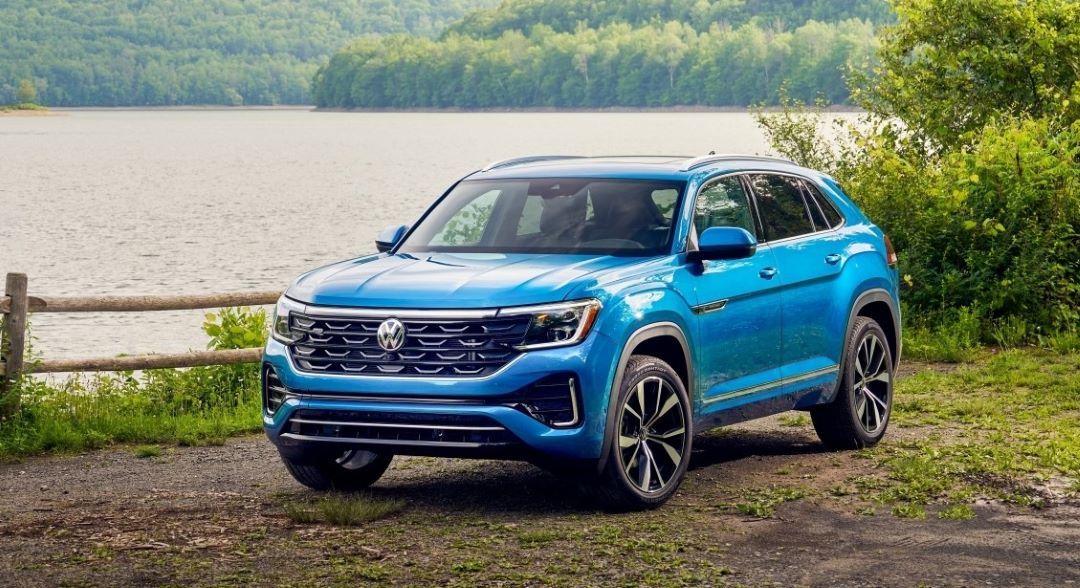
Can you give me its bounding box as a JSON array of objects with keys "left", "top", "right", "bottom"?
[{"left": 0, "top": 365, "right": 1076, "bottom": 587}]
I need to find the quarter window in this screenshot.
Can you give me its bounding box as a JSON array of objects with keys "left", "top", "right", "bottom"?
[
  {"left": 694, "top": 176, "right": 756, "bottom": 238},
  {"left": 748, "top": 174, "right": 816, "bottom": 241},
  {"left": 801, "top": 181, "right": 843, "bottom": 229}
]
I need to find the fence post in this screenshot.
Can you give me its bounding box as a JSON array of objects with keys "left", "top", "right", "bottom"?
[{"left": 1, "top": 273, "right": 28, "bottom": 415}]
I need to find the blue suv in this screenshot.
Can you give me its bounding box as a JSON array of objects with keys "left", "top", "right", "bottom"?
[{"left": 263, "top": 154, "right": 900, "bottom": 510}]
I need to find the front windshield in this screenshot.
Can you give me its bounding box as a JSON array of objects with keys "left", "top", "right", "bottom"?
[{"left": 398, "top": 178, "right": 686, "bottom": 256}]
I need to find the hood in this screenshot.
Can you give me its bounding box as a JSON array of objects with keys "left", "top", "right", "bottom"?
[{"left": 286, "top": 252, "right": 642, "bottom": 309}]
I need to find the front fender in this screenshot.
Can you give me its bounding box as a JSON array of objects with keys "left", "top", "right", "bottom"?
[{"left": 589, "top": 284, "right": 696, "bottom": 473}]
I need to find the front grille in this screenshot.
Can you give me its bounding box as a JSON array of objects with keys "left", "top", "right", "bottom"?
[
  {"left": 282, "top": 409, "right": 518, "bottom": 447},
  {"left": 288, "top": 313, "right": 531, "bottom": 377}
]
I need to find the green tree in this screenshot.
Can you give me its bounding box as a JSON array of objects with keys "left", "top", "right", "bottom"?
[
  {"left": 857, "top": 0, "right": 1080, "bottom": 149},
  {"left": 16, "top": 79, "right": 35, "bottom": 104},
  {"left": 758, "top": 0, "right": 1080, "bottom": 338}
]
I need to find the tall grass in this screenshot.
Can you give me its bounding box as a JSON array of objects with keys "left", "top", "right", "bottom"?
[{"left": 0, "top": 307, "right": 267, "bottom": 458}]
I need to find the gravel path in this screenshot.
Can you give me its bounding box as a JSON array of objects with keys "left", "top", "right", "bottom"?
[{"left": 1, "top": 414, "right": 1077, "bottom": 587}]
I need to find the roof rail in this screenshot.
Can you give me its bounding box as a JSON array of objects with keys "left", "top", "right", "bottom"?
[
  {"left": 480, "top": 155, "right": 586, "bottom": 172},
  {"left": 679, "top": 153, "right": 796, "bottom": 172}
]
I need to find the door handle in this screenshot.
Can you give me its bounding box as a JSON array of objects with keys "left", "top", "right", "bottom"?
[
  {"left": 825, "top": 254, "right": 841, "bottom": 265},
  {"left": 759, "top": 267, "right": 778, "bottom": 280}
]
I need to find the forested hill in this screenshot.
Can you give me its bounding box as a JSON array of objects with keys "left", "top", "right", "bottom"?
[
  {"left": 445, "top": 0, "right": 894, "bottom": 38},
  {"left": 313, "top": 0, "right": 892, "bottom": 109},
  {"left": 0, "top": 0, "right": 497, "bottom": 106}
]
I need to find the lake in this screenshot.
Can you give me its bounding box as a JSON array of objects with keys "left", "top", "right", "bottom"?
[{"left": 0, "top": 109, "right": 850, "bottom": 361}]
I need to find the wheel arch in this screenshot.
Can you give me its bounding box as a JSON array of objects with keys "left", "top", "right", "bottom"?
[
  {"left": 596, "top": 322, "right": 693, "bottom": 474},
  {"left": 827, "top": 288, "right": 901, "bottom": 402}
]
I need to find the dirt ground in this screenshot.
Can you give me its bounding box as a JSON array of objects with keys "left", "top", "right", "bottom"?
[{"left": 1, "top": 404, "right": 1077, "bottom": 588}]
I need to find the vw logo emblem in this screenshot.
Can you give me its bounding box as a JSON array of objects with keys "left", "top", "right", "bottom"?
[{"left": 376, "top": 318, "right": 407, "bottom": 352}]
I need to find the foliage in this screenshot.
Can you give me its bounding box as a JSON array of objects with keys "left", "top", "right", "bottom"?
[
  {"left": 445, "top": 0, "right": 894, "bottom": 39},
  {"left": 314, "top": 18, "right": 880, "bottom": 108},
  {"left": 858, "top": 0, "right": 1080, "bottom": 149},
  {"left": 756, "top": 0, "right": 1080, "bottom": 341},
  {"left": 15, "top": 79, "right": 35, "bottom": 104},
  {"left": 0, "top": 0, "right": 498, "bottom": 106},
  {"left": 0, "top": 307, "right": 269, "bottom": 457}
]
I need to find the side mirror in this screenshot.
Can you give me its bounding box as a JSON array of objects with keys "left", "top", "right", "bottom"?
[
  {"left": 688, "top": 227, "right": 757, "bottom": 262},
  {"left": 375, "top": 224, "right": 409, "bottom": 253}
]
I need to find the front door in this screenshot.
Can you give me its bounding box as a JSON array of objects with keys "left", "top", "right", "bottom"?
[{"left": 690, "top": 175, "right": 784, "bottom": 414}]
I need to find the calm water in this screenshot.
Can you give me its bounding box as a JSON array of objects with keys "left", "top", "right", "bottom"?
[{"left": 0, "top": 109, "right": 848, "bottom": 360}]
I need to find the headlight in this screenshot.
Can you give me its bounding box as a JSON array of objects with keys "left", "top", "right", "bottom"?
[
  {"left": 271, "top": 296, "right": 305, "bottom": 344},
  {"left": 500, "top": 299, "right": 601, "bottom": 350}
]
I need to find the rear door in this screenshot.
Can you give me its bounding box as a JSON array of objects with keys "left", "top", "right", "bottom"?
[{"left": 745, "top": 174, "right": 844, "bottom": 395}]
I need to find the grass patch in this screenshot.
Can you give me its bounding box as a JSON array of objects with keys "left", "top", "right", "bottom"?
[
  {"left": 0, "top": 308, "right": 267, "bottom": 458},
  {"left": 863, "top": 349, "right": 1080, "bottom": 514},
  {"left": 938, "top": 504, "right": 975, "bottom": 520},
  {"left": 726, "top": 485, "right": 809, "bottom": 518},
  {"left": 778, "top": 413, "right": 810, "bottom": 427},
  {"left": 516, "top": 529, "right": 561, "bottom": 546},
  {"left": 133, "top": 445, "right": 162, "bottom": 458},
  {"left": 283, "top": 494, "right": 405, "bottom": 526}
]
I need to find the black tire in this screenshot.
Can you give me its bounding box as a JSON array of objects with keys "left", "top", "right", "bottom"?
[
  {"left": 811, "top": 316, "right": 894, "bottom": 449},
  {"left": 280, "top": 448, "right": 393, "bottom": 491},
  {"left": 588, "top": 355, "right": 692, "bottom": 511}
]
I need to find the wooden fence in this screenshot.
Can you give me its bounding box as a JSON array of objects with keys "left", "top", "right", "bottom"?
[{"left": 0, "top": 272, "right": 281, "bottom": 410}]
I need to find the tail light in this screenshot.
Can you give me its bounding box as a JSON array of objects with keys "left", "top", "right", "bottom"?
[{"left": 884, "top": 235, "right": 898, "bottom": 267}]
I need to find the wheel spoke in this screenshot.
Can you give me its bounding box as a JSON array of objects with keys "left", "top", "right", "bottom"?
[
  {"left": 641, "top": 441, "right": 664, "bottom": 489},
  {"left": 651, "top": 426, "right": 685, "bottom": 439},
  {"left": 654, "top": 379, "right": 663, "bottom": 423},
  {"left": 870, "top": 370, "right": 891, "bottom": 384},
  {"left": 639, "top": 443, "right": 653, "bottom": 490},
  {"left": 624, "top": 442, "right": 641, "bottom": 478},
  {"left": 636, "top": 381, "right": 648, "bottom": 423},
  {"left": 869, "top": 397, "right": 882, "bottom": 430},
  {"left": 648, "top": 438, "right": 683, "bottom": 468},
  {"left": 865, "top": 388, "right": 888, "bottom": 411},
  {"left": 854, "top": 391, "right": 867, "bottom": 420},
  {"left": 619, "top": 435, "right": 638, "bottom": 448},
  {"left": 646, "top": 390, "right": 679, "bottom": 428}
]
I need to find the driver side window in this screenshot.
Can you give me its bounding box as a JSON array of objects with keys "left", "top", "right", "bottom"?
[{"left": 694, "top": 176, "right": 757, "bottom": 239}]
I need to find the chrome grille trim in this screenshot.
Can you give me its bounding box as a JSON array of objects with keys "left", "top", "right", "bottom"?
[
  {"left": 288, "top": 418, "right": 505, "bottom": 431},
  {"left": 287, "top": 312, "right": 530, "bottom": 377}
]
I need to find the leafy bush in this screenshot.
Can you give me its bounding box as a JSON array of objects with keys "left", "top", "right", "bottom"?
[{"left": 756, "top": 0, "right": 1080, "bottom": 345}]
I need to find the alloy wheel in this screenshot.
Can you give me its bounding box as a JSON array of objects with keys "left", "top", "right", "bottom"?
[
  {"left": 617, "top": 376, "right": 687, "bottom": 493},
  {"left": 853, "top": 332, "right": 891, "bottom": 435}
]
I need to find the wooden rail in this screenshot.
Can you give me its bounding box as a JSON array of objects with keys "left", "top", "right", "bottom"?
[{"left": 0, "top": 272, "right": 281, "bottom": 415}]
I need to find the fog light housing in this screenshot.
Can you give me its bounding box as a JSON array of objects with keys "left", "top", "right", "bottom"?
[{"left": 263, "top": 365, "right": 293, "bottom": 416}]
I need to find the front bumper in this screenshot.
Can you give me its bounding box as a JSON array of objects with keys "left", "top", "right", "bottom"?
[{"left": 261, "top": 329, "right": 619, "bottom": 461}]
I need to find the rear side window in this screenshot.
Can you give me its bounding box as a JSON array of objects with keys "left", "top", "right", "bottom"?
[
  {"left": 747, "top": 174, "right": 815, "bottom": 241},
  {"left": 801, "top": 181, "right": 844, "bottom": 229}
]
